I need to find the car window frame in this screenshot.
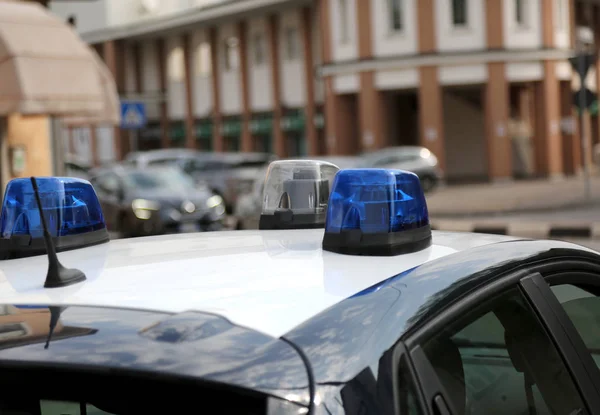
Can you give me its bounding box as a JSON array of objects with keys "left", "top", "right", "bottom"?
[{"left": 399, "top": 261, "right": 600, "bottom": 415}]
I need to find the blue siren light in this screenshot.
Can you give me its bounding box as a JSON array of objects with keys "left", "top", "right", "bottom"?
[
  {"left": 322, "top": 169, "right": 431, "bottom": 256},
  {"left": 259, "top": 160, "right": 340, "bottom": 230},
  {"left": 0, "top": 177, "right": 109, "bottom": 260}
]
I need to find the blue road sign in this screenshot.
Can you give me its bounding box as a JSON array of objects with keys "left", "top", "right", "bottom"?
[{"left": 120, "top": 101, "right": 147, "bottom": 129}]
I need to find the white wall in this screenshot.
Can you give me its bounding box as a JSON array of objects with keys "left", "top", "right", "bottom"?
[
  {"left": 248, "top": 18, "right": 273, "bottom": 112},
  {"left": 192, "top": 30, "right": 214, "bottom": 117},
  {"left": 219, "top": 24, "right": 242, "bottom": 115},
  {"left": 372, "top": 0, "right": 417, "bottom": 57},
  {"left": 506, "top": 62, "right": 543, "bottom": 82},
  {"left": 49, "top": 0, "right": 108, "bottom": 34},
  {"left": 435, "top": 0, "right": 486, "bottom": 52},
  {"left": 334, "top": 74, "right": 359, "bottom": 93},
  {"left": 375, "top": 69, "right": 419, "bottom": 90},
  {"left": 503, "top": 0, "right": 542, "bottom": 49},
  {"left": 440, "top": 65, "right": 487, "bottom": 86},
  {"left": 329, "top": 0, "right": 358, "bottom": 61},
  {"left": 280, "top": 10, "right": 306, "bottom": 108},
  {"left": 553, "top": 0, "right": 571, "bottom": 48},
  {"left": 166, "top": 36, "right": 186, "bottom": 120},
  {"left": 142, "top": 41, "right": 160, "bottom": 120}
]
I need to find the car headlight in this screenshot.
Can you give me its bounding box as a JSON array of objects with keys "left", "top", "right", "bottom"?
[
  {"left": 132, "top": 199, "right": 161, "bottom": 220},
  {"left": 206, "top": 195, "right": 224, "bottom": 209},
  {"left": 132, "top": 199, "right": 160, "bottom": 211}
]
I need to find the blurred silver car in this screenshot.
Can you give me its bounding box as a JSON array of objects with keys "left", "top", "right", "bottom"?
[
  {"left": 233, "top": 156, "right": 360, "bottom": 230},
  {"left": 360, "top": 146, "right": 443, "bottom": 191},
  {"left": 125, "top": 149, "right": 275, "bottom": 213}
]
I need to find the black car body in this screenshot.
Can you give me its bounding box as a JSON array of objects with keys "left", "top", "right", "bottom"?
[{"left": 89, "top": 165, "right": 225, "bottom": 237}]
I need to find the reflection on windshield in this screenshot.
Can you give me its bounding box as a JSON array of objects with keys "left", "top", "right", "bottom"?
[{"left": 123, "top": 169, "right": 196, "bottom": 192}]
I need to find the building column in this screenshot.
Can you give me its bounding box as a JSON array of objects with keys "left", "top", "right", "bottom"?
[
  {"left": 182, "top": 33, "right": 196, "bottom": 149},
  {"left": 561, "top": 80, "right": 581, "bottom": 175},
  {"left": 358, "top": 74, "right": 387, "bottom": 151},
  {"left": 268, "top": 14, "right": 286, "bottom": 157},
  {"left": 324, "top": 79, "right": 355, "bottom": 155},
  {"left": 156, "top": 38, "right": 170, "bottom": 149},
  {"left": 209, "top": 28, "right": 224, "bottom": 152},
  {"left": 356, "top": 0, "right": 386, "bottom": 151},
  {"left": 485, "top": 63, "right": 511, "bottom": 180},
  {"left": 238, "top": 21, "right": 253, "bottom": 153},
  {"left": 103, "top": 40, "right": 125, "bottom": 161},
  {"left": 418, "top": 67, "right": 445, "bottom": 171},
  {"left": 534, "top": 61, "right": 563, "bottom": 177},
  {"left": 300, "top": 7, "right": 318, "bottom": 156},
  {"left": 416, "top": 0, "right": 444, "bottom": 168},
  {"left": 484, "top": 0, "right": 511, "bottom": 180}
]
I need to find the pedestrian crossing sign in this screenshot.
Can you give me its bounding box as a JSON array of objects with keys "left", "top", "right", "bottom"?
[{"left": 120, "top": 101, "right": 147, "bottom": 129}]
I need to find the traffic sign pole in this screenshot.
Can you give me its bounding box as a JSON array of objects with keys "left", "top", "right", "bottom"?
[{"left": 577, "top": 52, "right": 592, "bottom": 202}]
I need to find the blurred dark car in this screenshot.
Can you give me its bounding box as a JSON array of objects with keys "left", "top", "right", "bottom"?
[
  {"left": 124, "top": 149, "right": 276, "bottom": 213},
  {"left": 233, "top": 155, "right": 360, "bottom": 230},
  {"left": 64, "top": 154, "right": 91, "bottom": 180},
  {"left": 89, "top": 165, "right": 226, "bottom": 238},
  {"left": 360, "top": 146, "right": 443, "bottom": 192}
]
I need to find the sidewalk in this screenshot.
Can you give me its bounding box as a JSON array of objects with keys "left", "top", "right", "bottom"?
[
  {"left": 427, "top": 176, "right": 600, "bottom": 217},
  {"left": 426, "top": 176, "right": 600, "bottom": 238}
]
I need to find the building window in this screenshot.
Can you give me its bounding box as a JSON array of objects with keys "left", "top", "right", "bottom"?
[
  {"left": 389, "top": 0, "right": 403, "bottom": 31},
  {"left": 167, "top": 46, "right": 184, "bottom": 81},
  {"left": 515, "top": 0, "right": 527, "bottom": 26},
  {"left": 195, "top": 42, "right": 211, "bottom": 77},
  {"left": 284, "top": 27, "right": 299, "bottom": 60},
  {"left": 339, "top": 0, "right": 349, "bottom": 43},
  {"left": 223, "top": 36, "right": 239, "bottom": 71},
  {"left": 452, "top": 0, "right": 468, "bottom": 26},
  {"left": 253, "top": 33, "right": 266, "bottom": 65}
]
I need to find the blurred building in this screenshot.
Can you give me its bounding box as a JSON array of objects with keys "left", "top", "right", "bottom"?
[{"left": 48, "top": 0, "right": 600, "bottom": 183}]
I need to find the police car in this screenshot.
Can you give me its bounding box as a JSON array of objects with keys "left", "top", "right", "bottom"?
[{"left": 0, "top": 160, "right": 598, "bottom": 415}]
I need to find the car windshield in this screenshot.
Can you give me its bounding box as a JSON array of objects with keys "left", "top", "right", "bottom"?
[{"left": 122, "top": 169, "right": 196, "bottom": 192}]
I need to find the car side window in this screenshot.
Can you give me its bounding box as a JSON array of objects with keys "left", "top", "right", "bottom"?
[
  {"left": 417, "top": 288, "right": 586, "bottom": 415},
  {"left": 92, "top": 174, "right": 121, "bottom": 196},
  {"left": 551, "top": 283, "right": 600, "bottom": 368}
]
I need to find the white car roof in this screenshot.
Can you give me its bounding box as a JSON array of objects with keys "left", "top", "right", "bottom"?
[{"left": 0, "top": 229, "right": 516, "bottom": 338}]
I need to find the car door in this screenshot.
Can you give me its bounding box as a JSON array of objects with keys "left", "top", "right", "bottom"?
[
  {"left": 90, "top": 173, "right": 123, "bottom": 231},
  {"left": 401, "top": 263, "right": 600, "bottom": 415}
]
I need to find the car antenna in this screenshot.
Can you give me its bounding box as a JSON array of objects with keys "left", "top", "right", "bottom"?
[
  {"left": 44, "top": 306, "right": 65, "bottom": 349},
  {"left": 30, "top": 177, "right": 86, "bottom": 288}
]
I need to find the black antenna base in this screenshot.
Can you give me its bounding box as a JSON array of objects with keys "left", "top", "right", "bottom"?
[
  {"left": 44, "top": 263, "right": 86, "bottom": 288},
  {"left": 30, "top": 177, "right": 87, "bottom": 289}
]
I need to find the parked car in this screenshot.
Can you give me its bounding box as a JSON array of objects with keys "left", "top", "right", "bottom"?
[
  {"left": 360, "top": 146, "right": 443, "bottom": 191},
  {"left": 89, "top": 165, "right": 226, "bottom": 237},
  {"left": 125, "top": 149, "right": 276, "bottom": 213},
  {"left": 233, "top": 155, "right": 361, "bottom": 230},
  {"left": 64, "top": 154, "right": 91, "bottom": 180}
]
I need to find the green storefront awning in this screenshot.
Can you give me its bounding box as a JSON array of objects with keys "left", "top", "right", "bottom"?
[
  {"left": 250, "top": 118, "right": 273, "bottom": 134},
  {"left": 195, "top": 122, "right": 213, "bottom": 139},
  {"left": 222, "top": 119, "right": 242, "bottom": 137},
  {"left": 170, "top": 123, "right": 185, "bottom": 141}
]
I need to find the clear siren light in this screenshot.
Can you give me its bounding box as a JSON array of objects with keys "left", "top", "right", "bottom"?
[
  {"left": 322, "top": 169, "right": 431, "bottom": 256},
  {"left": 259, "top": 160, "right": 340, "bottom": 230}
]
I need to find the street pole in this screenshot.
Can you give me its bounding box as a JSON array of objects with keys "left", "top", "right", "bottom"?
[{"left": 577, "top": 51, "right": 592, "bottom": 201}]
